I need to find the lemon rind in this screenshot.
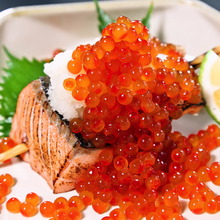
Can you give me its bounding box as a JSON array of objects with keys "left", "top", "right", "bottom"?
[{"left": 199, "top": 49, "right": 220, "bottom": 125}]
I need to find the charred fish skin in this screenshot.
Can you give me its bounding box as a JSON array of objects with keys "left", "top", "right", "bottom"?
[
  {"left": 10, "top": 78, "right": 103, "bottom": 193},
  {"left": 40, "top": 76, "right": 95, "bottom": 149}
]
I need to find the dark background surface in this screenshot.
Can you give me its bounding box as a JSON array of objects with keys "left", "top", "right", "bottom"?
[{"left": 0, "top": 0, "right": 220, "bottom": 11}]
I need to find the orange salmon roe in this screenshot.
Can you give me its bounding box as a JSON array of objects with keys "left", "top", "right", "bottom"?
[
  {"left": 0, "top": 173, "right": 14, "bottom": 187},
  {"left": 92, "top": 198, "right": 110, "bottom": 214},
  {"left": 0, "top": 137, "right": 16, "bottom": 163},
  {"left": 63, "top": 78, "right": 76, "bottom": 91},
  {"left": 0, "top": 182, "right": 10, "bottom": 196},
  {"left": 25, "top": 192, "right": 41, "bottom": 206},
  {"left": 6, "top": 197, "right": 21, "bottom": 213},
  {"left": 40, "top": 201, "right": 55, "bottom": 218},
  {"left": 54, "top": 197, "right": 68, "bottom": 210},
  {"left": 68, "top": 196, "right": 85, "bottom": 211},
  {"left": 20, "top": 201, "right": 38, "bottom": 217},
  {"left": 64, "top": 16, "right": 202, "bottom": 152},
  {"left": 3, "top": 122, "right": 220, "bottom": 219},
  {"left": 67, "top": 59, "right": 82, "bottom": 74}
]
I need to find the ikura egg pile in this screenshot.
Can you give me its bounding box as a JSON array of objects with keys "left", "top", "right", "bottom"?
[
  {"left": 59, "top": 16, "right": 203, "bottom": 149},
  {"left": 73, "top": 124, "right": 220, "bottom": 219}
]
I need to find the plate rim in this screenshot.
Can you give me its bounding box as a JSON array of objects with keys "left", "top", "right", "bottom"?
[{"left": 0, "top": 0, "right": 219, "bottom": 25}]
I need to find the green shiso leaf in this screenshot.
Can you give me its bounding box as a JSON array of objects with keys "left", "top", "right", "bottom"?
[
  {"left": 142, "top": 2, "right": 154, "bottom": 29},
  {"left": 0, "top": 47, "right": 45, "bottom": 137},
  {"left": 93, "top": 0, "right": 114, "bottom": 33}
]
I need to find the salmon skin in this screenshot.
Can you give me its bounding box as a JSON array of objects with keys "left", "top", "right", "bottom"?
[{"left": 10, "top": 76, "right": 103, "bottom": 193}]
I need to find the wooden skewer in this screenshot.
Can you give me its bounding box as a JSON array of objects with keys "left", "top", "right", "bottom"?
[
  {"left": 189, "top": 45, "right": 220, "bottom": 69},
  {"left": 0, "top": 143, "right": 29, "bottom": 163}
]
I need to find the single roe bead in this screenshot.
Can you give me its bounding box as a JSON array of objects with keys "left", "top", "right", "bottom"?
[
  {"left": 205, "top": 199, "right": 218, "bottom": 214},
  {"left": 138, "top": 134, "right": 153, "bottom": 151},
  {"left": 110, "top": 208, "right": 126, "bottom": 220},
  {"left": 20, "top": 202, "right": 38, "bottom": 217},
  {"left": 83, "top": 53, "right": 99, "bottom": 69},
  {"left": 163, "top": 190, "right": 179, "bottom": 207},
  {"left": 40, "top": 201, "right": 55, "bottom": 218},
  {"left": 67, "top": 207, "right": 82, "bottom": 220},
  {"left": 72, "top": 86, "right": 88, "bottom": 101},
  {"left": 116, "top": 115, "right": 131, "bottom": 131},
  {"left": 68, "top": 196, "right": 85, "bottom": 211},
  {"left": 92, "top": 198, "right": 110, "bottom": 214},
  {"left": 54, "top": 197, "right": 68, "bottom": 210},
  {"left": 0, "top": 182, "right": 9, "bottom": 196},
  {"left": 117, "top": 89, "right": 133, "bottom": 105},
  {"left": 69, "top": 118, "right": 84, "bottom": 133},
  {"left": 79, "top": 190, "right": 94, "bottom": 206},
  {"left": 188, "top": 198, "right": 205, "bottom": 214},
  {"left": 185, "top": 170, "right": 198, "bottom": 185},
  {"left": 99, "top": 148, "right": 113, "bottom": 166},
  {"left": 63, "top": 78, "right": 76, "bottom": 91},
  {"left": 6, "top": 197, "right": 21, "bottom": 213},
  {"left": 85, "top": 93, "right": 100, "bottom": 108},
  {"left": 75, "top": 74, "right": 90, "bottom": 88},
  {"left": 0, "top": 173, "right": 15, "bottom": 187},
  {"left": 116, "top": 16, "right": 131, "bottom": 27},
  {"left": 91, "top": 43, "right": 105, "bottom": 59},
  {"left": 67, "top": 59, "right": 82, "bottom": 74},
  {"left": 100, "top": 36, "right": 115, "bottom": 51},
  {"left": 114, "top": 156, "right": 128, "bottom": 171},
  {"left": 112, "top": 23, "right": 128, "bottom": 40},
  {"left": 25, "top": 192, "right": 41, "bottom": 206},
  {"left": 124, "top": 28, "right": 138, "bottom": 43}
]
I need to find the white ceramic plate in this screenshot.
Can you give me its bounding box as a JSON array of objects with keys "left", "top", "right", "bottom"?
[{"left": 1, "top": 0, "right": 220, "bottom": 219}]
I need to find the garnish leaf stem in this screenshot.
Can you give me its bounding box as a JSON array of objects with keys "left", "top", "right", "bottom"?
[
  {"left": 93, "top": 0, "right": 114, "bottom": 33},
  {"left": 142, "top": 2, "right": 154, "bottom": 28}
]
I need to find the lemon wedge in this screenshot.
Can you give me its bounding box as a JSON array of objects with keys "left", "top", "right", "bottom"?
[{"left": 199, "top": 50, "right": 220, "bottom": 124}]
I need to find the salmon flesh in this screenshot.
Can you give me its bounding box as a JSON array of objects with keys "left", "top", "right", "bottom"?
[{"left": 10, "top": 77, "right": 103, "bottom": 193}]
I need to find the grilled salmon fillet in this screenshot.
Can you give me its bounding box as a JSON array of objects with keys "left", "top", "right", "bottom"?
[{"left": 10, "top": 77, "right": 103, "bottom": 193}]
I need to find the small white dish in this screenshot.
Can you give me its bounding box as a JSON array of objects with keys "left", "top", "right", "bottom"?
[{"left": 0, "top": 0, "right": 220, "bottom": 219}]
